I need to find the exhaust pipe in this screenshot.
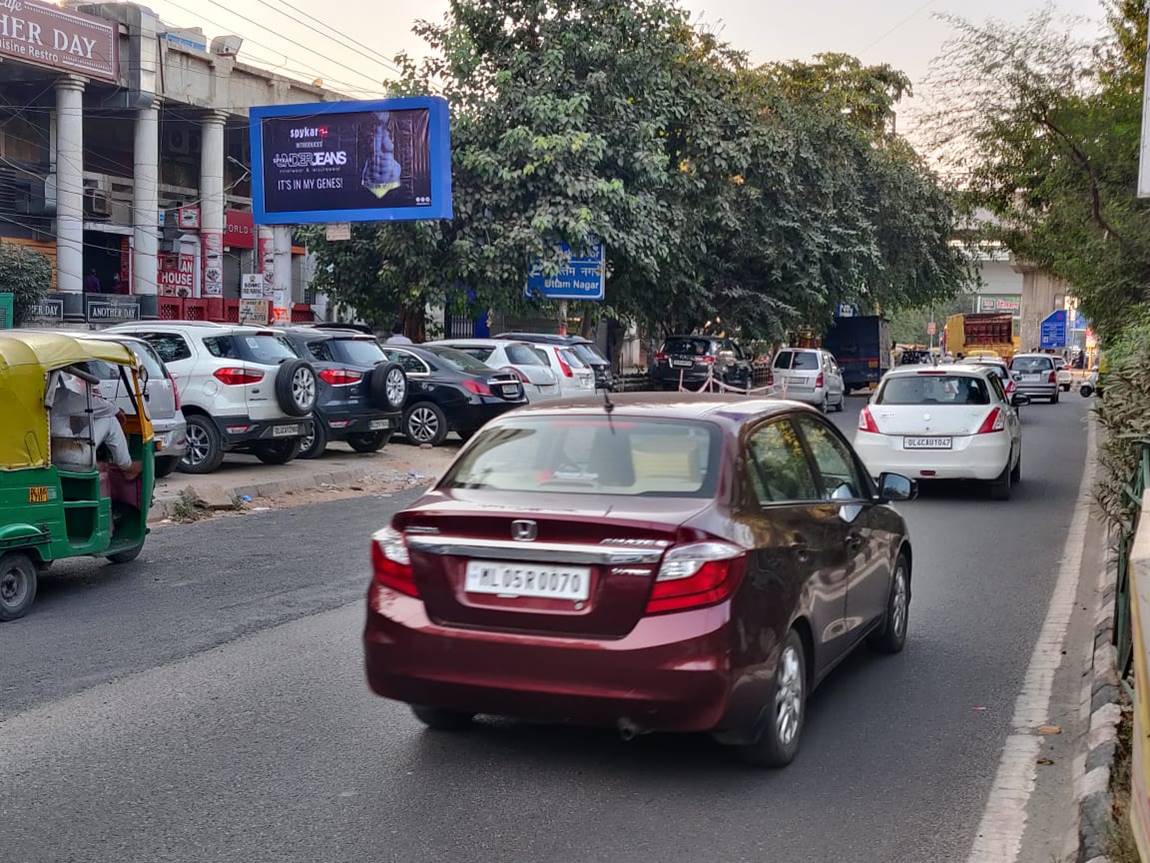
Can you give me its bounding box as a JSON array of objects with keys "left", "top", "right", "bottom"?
[{"left": 617, "top": 718, "right": 644, "bottom": 741}]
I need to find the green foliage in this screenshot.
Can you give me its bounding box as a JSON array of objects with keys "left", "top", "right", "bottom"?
[
  {"left": 312, "top": 0, "right": 967, "bottom": 340},
  {"left": 0, "top": 242, "right": 49, "bottom": 326},
  {"left": 1095, "top": 308, "right": 1150, "bottom": 528}
]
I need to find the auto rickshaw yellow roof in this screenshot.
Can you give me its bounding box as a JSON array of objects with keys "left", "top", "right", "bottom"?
[
  {"left": 0, "top": 330, "right": 140, "bottom": 471},
  {"left": 0, "top": 330, "right": 137, "bottom": 371}
]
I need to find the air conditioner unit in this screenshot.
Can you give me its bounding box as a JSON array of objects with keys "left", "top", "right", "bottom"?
[
  {"left": 167, "top": 127, "right": 191, "bottom": 155},
  {"left": 84, "top": 189, "right": 111, "bottom": 218}
]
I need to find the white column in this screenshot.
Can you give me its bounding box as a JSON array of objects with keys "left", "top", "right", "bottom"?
[
  {"left": 133, "top": 98, "right": 160, "bottom": 312},
  {"left": 272, "top": 225, "right": 292, "bottom": 324},
  {"left": 199, "top": 110, "right": 227, "bottom": 297},
  {"left": 55, "top": 75, "right": 85, "bottom": 308}
]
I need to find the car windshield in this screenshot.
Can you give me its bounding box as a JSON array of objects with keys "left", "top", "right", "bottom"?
[
  {"left": 440, "top": 416, "right": 721, "bottom": 497},
  {"left": 560, "top": 348, "right": 588, "bottom": 368},
  {"left": 329, "top": 338, "right": 386, "bottom": 366},
  {"left": 424, "top": 346, "right": 494, "bottom": 375},
  {"left": 664, "top": 337, "right": 711, "bottom": 357},
  {"left": 774, "top": 351, "right": 819, "bottom": 370},
  {"left": 877, "top": 374, "right": 991, "bottom": 405},
  {"left": 203, "top": 334, "right": 298, "bottom": 364},
  {"left": 1011, "top": 356, "right": 1054, "bottom": 373},
  {"left": 505, "top": 344, "right": 546, "bottom": 366},
  {"left": 571, "top": 343, "right": 607, "bottom": 365}
]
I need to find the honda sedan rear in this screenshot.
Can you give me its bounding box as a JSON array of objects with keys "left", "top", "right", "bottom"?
[{"left": 364, "top": 395, "right": 915, "bottom": 766}]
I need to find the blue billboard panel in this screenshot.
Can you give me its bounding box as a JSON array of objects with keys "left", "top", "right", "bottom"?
[
  {"left": 525, "top": 241, "right": 605, "bottom": 301},
  {"left": 250, "top": 96, "right": 452, "bottom": 224},
  {"left": 1040, "top": 309, "right": 1068, "bottom": 349}
]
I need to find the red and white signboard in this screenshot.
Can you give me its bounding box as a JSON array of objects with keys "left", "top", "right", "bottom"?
[
  {"left": 225, "top": 210, "right": 255, "bottom": 249},
  {"left": 0, "top": 0, "right": 119, "bottom": 82},
  {"left": 177, "top": 206, "right": 201, "bottom": 230},
  {"left": 158, "top": 253, "right": 195, "bottom": 297}
]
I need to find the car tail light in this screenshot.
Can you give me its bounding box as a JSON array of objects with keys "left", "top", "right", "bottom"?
[
  {"left": 318, "top": 368, "right": 363, "bottom": 386},
  {"left": 976, "top": 406, "right": 1006, "bottom": 434},
  {"left": 654, "top": 351, "right": 668, "bottom": 364},
  {"left": 815, "top": 372, "right": 824, "bottom": 388},
  {"left": 1047, "top": 370, "right": 1057, "bottom": 384},
  {"left": 701, "top": 355, "right": 716, "bottom": 365},
  {"left": 462, "top": 379, "right": 493, "bottom": 396},
  {"left": 557, "top": 352, "right": 574, "bottom": 378},
  {"left": 213, "top": 367, "right": 264, "bottom": 386},
  {"left": 372, "top": 527, "right": 418, "bottom": 597},
  {"left": 167, "top": 369, "right": 181, "bottom": 410},
  {"left": 645, "top": 541, "right": 745, "bottom": 615},
  {"left": 502, "top": 366, "right": 529, "bottom": 383},
  {"left": 858, "top": 406, "right": 880, "bottom": 433}
]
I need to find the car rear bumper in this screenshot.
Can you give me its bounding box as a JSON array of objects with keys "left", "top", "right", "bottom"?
[
  {"left": 213, "top": 414, "right": 315, "bottom": 447},
  {"left": 317, "top": 408, "right": 399, "bottom": 440},
  {"left": 452, "top": 398, "right": 525, "bottom": 433},
  {"left": 153, "top": 420, "right": 188, "bottom": 459},
  {"left": 854, "top": 430, "right": 1012, "bottom": 481},
  {"left": 777, "top": 385, "right": 827, "bottom": 405},
  {"left": 363, "top": 586, "right": 736, "bottom": 733},
  {"left": 1017, "top": 382, "right": 1059, "bottom": 398}
]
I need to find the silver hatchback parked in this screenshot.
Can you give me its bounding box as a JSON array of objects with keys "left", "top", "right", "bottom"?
[{"left": 771, "top": 348, "right": 846, "bottom": 412}]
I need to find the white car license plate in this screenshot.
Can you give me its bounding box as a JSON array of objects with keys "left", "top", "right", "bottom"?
[
  {"left": 369, "top": 419, "right": 389, "bottom": 431},
  {"left": 465, "top": 561, "right": 591, "bottom": 601},
  {"left": 501, "top": 384, "right": 519, "bottom": 398},
  {"left": 671, "top": 359, "right": 693, "bottom": 368},
  {"left": 272, "top": 424, "right": 298, "bottom": 438},
  {"left": 1024, "top": 374, "right": 1042, "bottom": 383},
  {"left": 904, "top": 436, "right": 952, "bottom": 450}
]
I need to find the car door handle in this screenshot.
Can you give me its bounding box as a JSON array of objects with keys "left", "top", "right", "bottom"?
[{"left": 787, "top": 542, "right": 812, "bottom": 565}]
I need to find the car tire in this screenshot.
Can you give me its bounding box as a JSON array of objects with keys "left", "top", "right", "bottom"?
[
  {"left": 180, "top": 414, "right": 225, "bottom": 474},
  {"left": 346, "top": 431, "right": 390, "bottom": 453},
  {"left": 253, "top": 439, "right": 301, "bottom": 465},
  {"left": 1011, "top": 449, "right": 1022, "bottom": 484},
  {"left": 298, "top": 420, "right": 328, "bottom": 460},
  {"left": 107, "top": 544, "right": 144, "bottom": 565},
  {"left": 819, "top": 393, "right": 829, "bottom": 414},
  {"left": 154, "top": 456, "right": 180, "bottom": 479},
  {"left": 739, "top": 628, "right": 806, "bottom": 768},
  {"left": 404, "top": 402, "right": 448, "bottom": 447},
  {"left": 370, "top": 362, "right": 408, "bottom": 411},
  {"left": 869, "top": 554, "right": 910, "bottom": 654},
  {"left": 0, "top": 552, "right": 37, "bottom": 622},
  {"left": 990, "top": 460, "right": 1013, "bottom": 501},
  {"left": 275, "top": 359, "right": 318, "bottom": 417},
  {"left": 1051, "top": 391, "right": 1060, "bottom": 404},
  {"left": 411, "top": 705, "right": 475, "bottom": 731}
]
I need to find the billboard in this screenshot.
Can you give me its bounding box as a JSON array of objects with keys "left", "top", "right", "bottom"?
[{"left": 249, "top": 97, "right": 452, "bottom": 224}]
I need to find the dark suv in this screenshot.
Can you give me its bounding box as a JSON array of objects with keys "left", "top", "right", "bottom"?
[
  {"left": 495, "top": 332, "right": 614, "bottom": 391},
  {"left": 281, "top": 328, "right": 408, "bottom": 458},
  {"left": 650, "top": 335, "right": 753, "bottom": 391}
]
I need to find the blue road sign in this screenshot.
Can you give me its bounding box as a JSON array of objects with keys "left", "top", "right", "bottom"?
[
  {"left": 1072, "top": 311, "right": 1088, "bottom": 330},
  {"left": 1040, "top": 309, "right": 1068, "bottom": 350},
  {"left": 525, "top": 241, "right": 605, "bottom": 301},
  {"left": 835, "top": 303, "right": 858, "bottom": 318}
]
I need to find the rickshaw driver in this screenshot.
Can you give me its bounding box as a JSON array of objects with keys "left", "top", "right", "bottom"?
[{"left": 49, "top": 368, "right": 143, "bottom": 481}]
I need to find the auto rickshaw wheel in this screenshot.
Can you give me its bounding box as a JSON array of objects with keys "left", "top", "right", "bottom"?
[
  {"left": 107, "top": 544, "right": 144, "bottom": 565},
  {"left": 0, "top": 552, "right": 37, "bottom": 622}
]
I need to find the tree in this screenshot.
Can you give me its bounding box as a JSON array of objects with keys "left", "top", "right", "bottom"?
[{"left": 0, "top": 242, "right": 49, "bottom": 327}]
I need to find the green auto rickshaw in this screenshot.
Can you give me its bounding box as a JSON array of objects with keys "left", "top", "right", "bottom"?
[{"left": 0, "top": 331, "right": 155, "bottom": 621}]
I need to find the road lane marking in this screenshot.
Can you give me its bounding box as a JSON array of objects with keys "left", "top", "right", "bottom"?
[{"left": 966, "top": 417, "right": 1096, "bottom": 862}]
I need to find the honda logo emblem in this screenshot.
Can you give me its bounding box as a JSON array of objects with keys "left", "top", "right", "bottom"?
[{"left": 511, "top": 520, "right": 538, "bottom": 542}]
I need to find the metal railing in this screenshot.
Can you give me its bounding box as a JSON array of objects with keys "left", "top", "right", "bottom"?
[{"left": 1116, "top": 441, "right": 1150, "bottom": 677}]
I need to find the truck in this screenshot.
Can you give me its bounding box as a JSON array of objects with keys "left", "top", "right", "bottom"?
[
  {"left": 823, "top": 315, "right": 892, "bottom": 392},
  {"left": 943, "top": 313, "right": 1016, "bottom": 361}
]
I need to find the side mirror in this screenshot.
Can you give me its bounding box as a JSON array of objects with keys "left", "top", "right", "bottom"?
[
  {"left": 878, "top": 472, "right": 917, "bottom": 503},
  {"left": 1012, "top": 393, "right": 1029, "bottom": 407}
]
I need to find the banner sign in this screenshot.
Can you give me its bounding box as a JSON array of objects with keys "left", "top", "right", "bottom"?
[
  {"left": 249, "top": 97, "right": 453, "bottom": 224},
  {"left": 158, "top": 252, "right": 195, "bottom": 297},
  {"left": 226, "top": 209, "right": 255, "bottom": 248},
  {"left": 526, "top": 241, "right": 606, "bottom": 301},
  {"left": 0, "top": 0, "right": 119, "bottom": 82},
  {"left": 977, "top": 294, "right": 1022, "bottom": 314}
]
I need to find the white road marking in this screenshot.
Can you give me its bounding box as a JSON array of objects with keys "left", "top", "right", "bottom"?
[{"left": 966, "top": 418, "right": 1096, "bottom": 862}]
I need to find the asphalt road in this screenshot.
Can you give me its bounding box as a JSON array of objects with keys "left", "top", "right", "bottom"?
[{"left": 0, "top": 396, "right": 1095, "bottom": 863}]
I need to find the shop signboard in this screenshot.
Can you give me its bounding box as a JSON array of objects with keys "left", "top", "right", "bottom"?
[
  {"left": 26, "top": 295, "right": 64, "bottom": 324},
  {"left": 225, "top": 210, "right": 255, "bottom": 248},
  {"left": 158, "top": 252, "right": 195, "bottom": 297},
  {"left": 239, "top": 298, "right": 270, "bottom": 326},
  {"left": 85, "top": 294, "right": 140, "bottom": 323},
  {"left": 241, "top": 274, "right": 264, "bottom": 299},
  {"left": 250, "top": 97, "right": 453, "bottom": 224},
  {"left": 977, "top": 294, "right": 1022, "bottom": 314},
  {"left": 0, "top": 0, "right": 119, "bottom": 82},
  {"left": 178, "top": 206, "right": 201, "bottom": 230}
]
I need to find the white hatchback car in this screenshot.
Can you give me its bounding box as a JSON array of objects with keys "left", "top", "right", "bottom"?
[
  {"left": 529, "top": 342, "right": 595, "bottom": 399},
  {"left": 107, "top": 322, "right": 318, "bottom": 473},
  {"left": 424, "top": 339, "right": 561, "bottom": 401},
  {"left": 854, "top": 365, "right": 1025, "bottom": 499},
  {"left": 771, "top": 348, "right": 845, "bottom": 412}
]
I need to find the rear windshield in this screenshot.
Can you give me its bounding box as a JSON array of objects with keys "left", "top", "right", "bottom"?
[
  {"left": 505, "top": 344, "right": 546, "bottom": 366},
  {"left": 571, "top": 342, "right": 607, "bottom": 365},
  {"left": 440, "top": 417, "right": 721, "bottom": 498},
  {"left": 203, "top": 334, "right": 298, "bottom": 364},
  {"left": 1011, "top": 356, "right": 1054, "bottom": 373},
  {"left": 424, "top": 346, "right": 493, "bottom": 375},
  {"left": 664, "top": 337, "right": 712, "bottom": 357},
  {"left": 127, "top": 342, "right": 167, "bottom": 379},
  {"left": 449, "top": 346, "right": 495, "bottom": 363},
  {"left": 774, "top": 350, "right": 819, "bottom": 370},
  {"left": 877, "top": 374, "right": 991, "bottom": 405},
  {"left": 560, "top": 348, "right": 587, "bottom": 368},
  {"left": 329, "top": 338, "right": 386, "bottom": 366}
]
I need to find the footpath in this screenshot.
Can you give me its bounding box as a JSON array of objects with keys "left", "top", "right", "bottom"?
[{"left": 150, "top": 440, "right": 459, "bottom": 522}]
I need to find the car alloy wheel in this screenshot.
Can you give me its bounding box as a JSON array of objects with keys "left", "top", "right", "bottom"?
[
  {"left": 291, "top": 366, "right": 317, "bottom": 412},
  {"left": 184, "top": 422, "right": 211, "bottom": 468},
  {"left": 775, "top": 642, "right": 804, "bottom": 747},
  {"left": 408, "top": 406, "right": 440, "bottom": 443},
  {"left": 385, "top": 367, "right": 407, "bottom": 408},
  {"left": 890, "top": 566, "right": 908, "bottom": 641}
]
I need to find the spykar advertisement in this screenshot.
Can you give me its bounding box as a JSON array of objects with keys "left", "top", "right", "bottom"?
[{"left": 250, "top": 97, "right": 452, "bottom": 224}]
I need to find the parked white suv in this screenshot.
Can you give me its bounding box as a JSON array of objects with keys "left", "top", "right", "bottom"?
[{"left": 107, "top": 322, "right": 318, "bottom": 473}]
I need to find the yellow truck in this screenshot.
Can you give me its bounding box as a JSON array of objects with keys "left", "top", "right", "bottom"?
[{"left": 944, "top": 313, "right": 1017, "bottom": 361}]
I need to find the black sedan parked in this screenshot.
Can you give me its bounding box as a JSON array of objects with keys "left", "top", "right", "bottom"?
[
  {"left": 650, "top": 335, "right": 753, "bottom": 391},
  {"left": 281, "top": 328, "right": 408, "bottom": 459},
  {"left": 381, "top": 345, "right": 527, "bottom": 445}
]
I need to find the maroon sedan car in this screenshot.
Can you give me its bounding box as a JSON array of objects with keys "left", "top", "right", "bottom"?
[{"left": 363, "top": 394, "right": 915, "bottom": 766}]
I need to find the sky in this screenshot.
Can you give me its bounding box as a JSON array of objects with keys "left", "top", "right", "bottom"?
[{"left": 139, "top": 0, "right": 1108, "bottom": 111}]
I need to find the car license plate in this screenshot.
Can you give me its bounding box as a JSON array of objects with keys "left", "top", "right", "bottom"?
[
  {"left": 904, "top": 436, "right": 952, "bottom": 449},
  {"left": 671, "top": 359, "right": 693, "bottom": 368},
  {"left": 501, "top": 384, "right": 519, "bottom": 398},
  {"left": 272, "top": 424, "right": 298, "bottom": 438},
  {"left": 1024, "top": 374, "right": 1041, "bottom": 383},
  {"left": 369, "top": 419, "right": 389, "bottom": 431},
  {"left": 465, "top": 561, "right": 591, "bottom": 601}
]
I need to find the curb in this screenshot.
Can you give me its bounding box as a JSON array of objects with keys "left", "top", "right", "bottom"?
[
  {"left": 1075, "top": 526, "right": 1122, "bottom": 862},
  {"left": 149, "top": 465, "right": 425, "bottom": 522}
]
